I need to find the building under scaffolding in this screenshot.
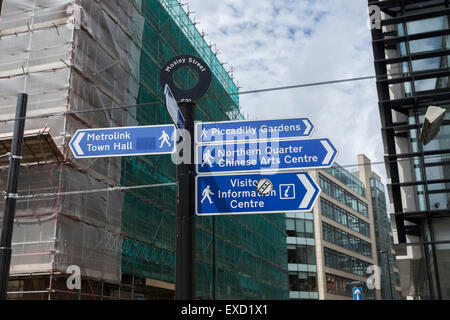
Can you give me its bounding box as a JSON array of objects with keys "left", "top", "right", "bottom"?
[{"left": 0, "top": 0, "right": 288, "bottom": 299}]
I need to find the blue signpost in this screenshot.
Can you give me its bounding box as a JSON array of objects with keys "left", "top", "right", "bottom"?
[
  {"left": 196, "top": 138, "right": 337, "bottom": 174},
  {"left": 196, "top": 118, "right": 313, "bottom": 144},
  {"left": 196, "top": 172, "right": 320, "bottom": 216},
  {"left": 69, "top": 124, "right": 175, "bottom": 158},
  {"left": 353, "top": 287, "right": 363, "bottom": 300}
]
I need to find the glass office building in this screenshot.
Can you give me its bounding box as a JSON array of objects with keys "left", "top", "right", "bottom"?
[
  {"left": 370, "top": 175, "right": 402, "bottom": 299},
  {"left": 369, "top": 0, "right": 450, "bottom": 299},
  {"left": 288, "top": 155, "right": 394, "bottom": 300}
]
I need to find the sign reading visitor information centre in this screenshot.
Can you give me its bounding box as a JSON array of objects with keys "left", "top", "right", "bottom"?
[{"left": 196, "top": 172, "right": 320, "bottom": 215}]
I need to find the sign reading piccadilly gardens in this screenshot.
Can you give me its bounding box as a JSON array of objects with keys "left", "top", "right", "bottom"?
[
  {"left": 196, "top": 118, "right": 313, "bottom": 144},
  {"left": 195, "top": 117, "right": 337, "bottom": 216}
]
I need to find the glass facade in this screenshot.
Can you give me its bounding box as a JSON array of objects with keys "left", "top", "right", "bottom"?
[
  {"left": 289, "top": 272, "right": 317, "bottom": 294},
  {"left": 319, "top": 175, "right": 368, "bottom": 218},
  {"left": 326, "top": 273, "right": 376, "bottom": 300},
  {"left": 370, "top": 177, "right": 401, "bottom": 300},
  {"left": 325, "top": 163, "right": 365, "bottom": 197},
  {"left": 321, "top": 198, "right": 371, "bottom": 238},
  {"left": 324, "top": 247, "right": 372, "bottom": 277},
  {"left": 286, "top": 218, "right": 314, "bottom": 239},
  {"left": 286, "top": 215, "right": 318, "bottom": 300},
  {"left": 322, "top": 222, "right": 372, "bottom": 258},
  {"left": 288, "top": 244, "right": 316, "bottom": 265},
  {"left": 370, "top": 0, "right": 450, "bottom": 299}
]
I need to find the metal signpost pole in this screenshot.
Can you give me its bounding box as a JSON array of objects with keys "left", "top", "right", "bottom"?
[
  {"left": 175, "top": 101, "right": 196, "bottom": 300},
  {"left": 160, "top": 55, "right": 212, "bottom": 300},
  {"left": 0, "top": 93, "right": 28, "bottom": 300},
  {"left": 212, "top": 216, "right": 216, "bottom": 300}
]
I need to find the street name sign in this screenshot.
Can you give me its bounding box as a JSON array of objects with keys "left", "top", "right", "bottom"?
[
  {"left": 196, "top": 172, "right": 320, "bottom": 216},
  {"left": 69, "top": 124, "right": 175, "bottom": 158},
  {"left": 196, "top": 118, "right": 313, "bottom": 144},
  {"left": 164, "top": 84, "right": 185, "bottom": 130},
  {"left": 196, "top": 138, "right": 337, "bottom": 174}
]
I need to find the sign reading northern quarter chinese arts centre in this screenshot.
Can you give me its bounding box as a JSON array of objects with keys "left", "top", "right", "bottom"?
[{"left": 196, "top": 138, "right": 337, "bottom": 174}]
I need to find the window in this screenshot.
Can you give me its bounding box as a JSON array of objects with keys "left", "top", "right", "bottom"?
[
  {"left": 287, "top": 244, "right": 316, "bottom": 265},
  {"left": 324, "top": 247, "right": 372, "bottom": 276},
  {"left": 286, "top": 218, "right": 314, "bottom": 239},
  {"left": 319, "top": 175, "right": 368, "bottom": 217},
  {"left": 289, "top": 272, "right": 317, "bottom": 293},
  {"left": 320, "top": 199, "right": 370, "bottom": 238},
  {"left": 326, "top": 274, "right": 376, "bottom": 299}
]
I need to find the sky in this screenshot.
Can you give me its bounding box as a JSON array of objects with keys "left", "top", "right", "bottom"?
[{"left": 187, "top": 0, "right": 387, "bottom": 184}]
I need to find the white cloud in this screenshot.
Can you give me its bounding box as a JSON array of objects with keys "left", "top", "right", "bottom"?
[{"left": 187, "top": 0, "right": 388, "bottom": 184}]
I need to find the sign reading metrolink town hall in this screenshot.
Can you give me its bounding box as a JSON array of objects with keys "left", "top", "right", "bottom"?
[{"left": 69, "top": 125, "right": 176, "bottom": 158}]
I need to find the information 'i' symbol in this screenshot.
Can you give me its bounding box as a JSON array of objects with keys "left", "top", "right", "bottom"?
[
  {"left": 284, "top": 185, "right": 291, "bottom": 198},
  {"left": 256, "top": 178, "right": 273, "bottom": 196}
]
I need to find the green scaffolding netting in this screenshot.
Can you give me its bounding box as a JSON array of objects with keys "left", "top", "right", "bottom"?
[{"left": 120, "top": 0, "right": 288, "bottom": 299}]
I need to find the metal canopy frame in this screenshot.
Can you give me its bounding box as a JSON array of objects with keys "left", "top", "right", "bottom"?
[{"left": 369, "top": 0, "right": 450, "bottom": 299}]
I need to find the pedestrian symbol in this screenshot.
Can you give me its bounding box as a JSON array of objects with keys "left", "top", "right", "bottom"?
[
  {"left": 201, "top": 185, "right": 214, "bottom": 204},
  {"left": 200, "top": 128, "right": 208, "bottom": 139},
  {"left": 158, "top": 130, "right": 172, "bottom": 148},
  {"left": 201, "top": 149, "right": 214, "bottom": 167}
]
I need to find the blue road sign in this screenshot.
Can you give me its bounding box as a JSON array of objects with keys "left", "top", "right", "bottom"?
[
  {"left": 196, "top": 138, "right": 337, "bottom": 175},
  {"left": 196, "top": 172, "right": 320, "bottom": 216},
  {"left": 196, "top": 118, "right": 313, "bottom": 144},
  {"left": 69, "top": 125, "right": 175, "bottom": 158},
  {"left": 164, "top": 84, "right": 185, "bottom": 130},
  {"left": 353, "top": 287, "right": 363, "bottom": 300}
]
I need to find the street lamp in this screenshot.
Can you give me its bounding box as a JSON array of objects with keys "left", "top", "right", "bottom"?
[
  {"left": 419, "top": 105, "right": 446, "bottom": 145},
  {"left": 380, "top": 250, "right": 394, "bottom": 300}
]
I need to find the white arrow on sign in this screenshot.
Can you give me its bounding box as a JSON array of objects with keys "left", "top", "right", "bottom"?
[
  {"left": 298, "top": 174, "right": 316, "bottom": 209},
  {"left": 354, "top": 288, "right": 361, "bottom": 300},
  {"left": 303, "top": 119, "right": 312, "bottom": 136},
  {"left": 72, "top": 132, "right": 85, "bottom": 156},
  {"left": 320, "top": 139, "right": 334, "bottom": 165}
]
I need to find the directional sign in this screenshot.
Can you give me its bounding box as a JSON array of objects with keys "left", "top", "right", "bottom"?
[
  {"left": 196, "top": 172, "right": 320, "bottom": 216},
  {"left": 69, "top": 125, "right": 175, "bottom": 158},
  {"left": 196, "top": 118, "right": 313, "bottom": 144},
  {"left": 164, "top": 84, "right": 185, "bottom": 130},
  {"left": 196, "top": 138, "right": 337, "bottom": 175},
  {"left": 353, "top": 287, "right": 363, "bottom": 301}
]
